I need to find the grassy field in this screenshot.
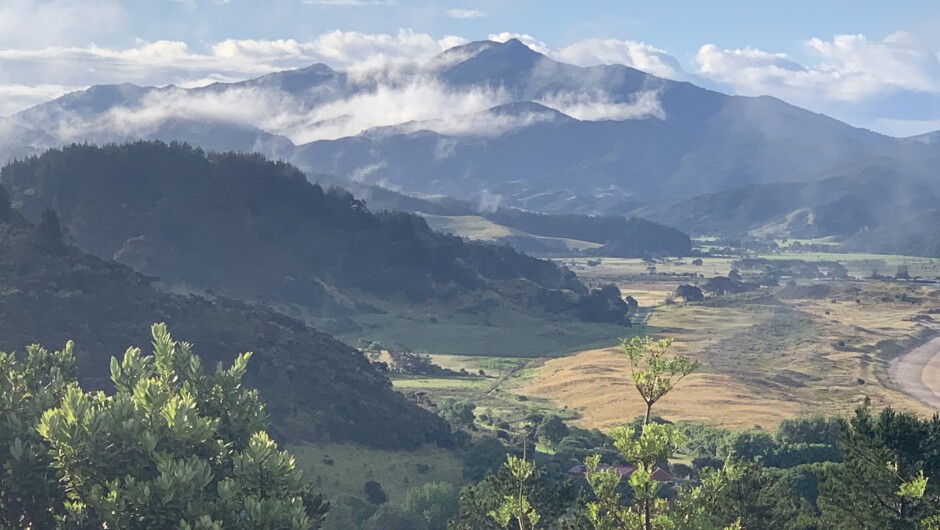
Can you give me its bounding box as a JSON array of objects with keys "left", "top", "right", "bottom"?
[
  {"left": 561, "top": 252, "right": 940, "bottom": 282},
  {"left": 339, "top": 304, "right": 634, "bottom": 357},
  {"left": 559, "top": 257, "right": 736, "bottom": 279},
  {"left": 390, "top": 354, "right": 578, "bottom": 441},
  {"left": 516, "top": 281, "right": 940, "bottom": 431},
  {"left": 419, "top": 213, "right": 602, "bottom": 253},
  {"left": 289, "top": 442, "right": 465, "bottom": 504},
  {"left": 375, "top": 249, "right": 940, "bottom": 437},
  {"left": 756, "top": 252, "right": 940, "bottom": 279}
]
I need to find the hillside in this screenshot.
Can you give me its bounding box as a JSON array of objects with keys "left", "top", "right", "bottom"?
[
  {"left": 483, "top": 209, "right": 690, "bottom": 257},
  {"left": 0, "top": 187, "right": 450, "bottom": 449},
  {"left": 633, "top": 160, "right": 940, "bottom": 256},
  {"left": 317, "top": 181, "right": 690, "bottom": 257},
  {"left": 0, "top": 142, "right": 631, "bottom": 345}
]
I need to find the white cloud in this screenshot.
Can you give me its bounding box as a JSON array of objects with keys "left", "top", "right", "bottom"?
[
  {"left": 6, "top": 27, "right": 940, "bottom": 136},
  {"left": 554, "top": 38, "right": 686, "bottom": 80},
  {"left": 447, "top": 8, "right": 486, "bottom": 19},
  {"left": 487, "top": 32, "right": 551, "bottom": 55},
  {"left": 0, "top": 83, "right": 78, "bottom": 117},
  {"left": 0, "top": 30, "right": 470, "bottom": 116},
  {"left": 537, "top": 90, "right": 665, "bottom": 121},
  {"left": 44, "top": 77, "right": 516, "bottom": 144},
  {"left": 695, "top": 33, "right": 940, "bottom": 105}
]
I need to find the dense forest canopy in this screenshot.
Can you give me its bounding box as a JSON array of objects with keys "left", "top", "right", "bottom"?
[{"left": 0, "top": 142, "right": 629, "bottom": 326}]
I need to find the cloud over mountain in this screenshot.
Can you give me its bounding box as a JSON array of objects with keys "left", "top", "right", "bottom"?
[{"left": 6, "top": 25, "right": 940, "bottom": 135}]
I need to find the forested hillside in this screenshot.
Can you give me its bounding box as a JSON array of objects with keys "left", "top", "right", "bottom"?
[
  {"left": 633, "top": 162, "right": 940, "bottom": 257},
  {"left": 0, "top": 187, "right": 450, "bottom": 449},
  {"left": 0, "top": 142, "right": 629, "bottom": 334}
]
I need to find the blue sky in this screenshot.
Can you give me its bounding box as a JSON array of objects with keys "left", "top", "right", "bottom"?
[{"left": 3, "top": 0, "right": 940, "bottom": 135}]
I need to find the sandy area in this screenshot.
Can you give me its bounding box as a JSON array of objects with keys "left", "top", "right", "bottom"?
[{"left": 891, "top": 335, "right": 940, "bottom": 409}]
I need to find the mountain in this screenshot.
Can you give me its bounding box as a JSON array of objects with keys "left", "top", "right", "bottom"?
[
  {"left": 0, "top": 142, "right": 631, "bottom": 345},
  {"left": 0, "top": 186, "right": 450, "bottom": 449},
  {"left": 634, "top": 159, "right": 940, "bottom": 257},
  {"left": 7, "top": 38, "right": 935, "bottom": 215}
]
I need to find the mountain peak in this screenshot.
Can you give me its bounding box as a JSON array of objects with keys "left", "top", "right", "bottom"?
[
  {"left": 440, "top": 37, "right": 546, "bottom": 63},
  {"left": 439, "top": 38, "right": 554, "bottom": 87}
]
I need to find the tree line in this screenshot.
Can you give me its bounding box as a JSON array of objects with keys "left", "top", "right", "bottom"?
[{"left": 3, "top": 327, "right": 938, "bottom": 529}]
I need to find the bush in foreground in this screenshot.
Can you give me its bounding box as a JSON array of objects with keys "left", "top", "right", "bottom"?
[{"left": 0, "top": 323, "right": 326, "bottom": 529}]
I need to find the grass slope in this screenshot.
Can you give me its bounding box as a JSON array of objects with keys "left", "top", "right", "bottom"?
[{"left": 290, "top": 442, "right": 465, "bottom": 504}]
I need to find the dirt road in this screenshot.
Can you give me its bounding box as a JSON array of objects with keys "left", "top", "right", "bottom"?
[{"left": 890, "top": 335, "right": 940, "bottom": 409}]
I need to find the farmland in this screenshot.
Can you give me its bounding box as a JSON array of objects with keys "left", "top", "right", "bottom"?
[{"left": 390, "top": 248, "right": 940, "bottom": 438}]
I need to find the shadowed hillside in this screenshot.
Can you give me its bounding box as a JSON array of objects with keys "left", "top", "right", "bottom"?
[
  {"left": 0, "top": 142, "right": 631, "bottom": 341},
  {"left": 0, "top": 187, "right": 450, "bottom": 449}
]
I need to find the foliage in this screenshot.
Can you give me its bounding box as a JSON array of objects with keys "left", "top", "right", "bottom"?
[
  {"left": 438, "top": 399, "right": 477, "bottom": 429},
  {"left": 1, "top": 141, "right": 627, "bottom": 324},
  {"left": 463, "top": 437, "right": 511, "bottom": 482},
  {"left": 817, "top": 401, "right": 940, "bottom": 529},
  {"left": 674, "top": 285, "right": 704, "bottom": 302},
  {"left": 489, "top": 455, "right": 542, "bottom": 530},
  {"left": 701, "top": 276, "right": 759, "bottom": 296},
  {"left": 2, "top": 324, "right": 327, "bottom": 529},
  {"left": 452, "top": 453, "right": 578, "bottom": 530},
  {"left": 403, "top": 481, "right": 459, "bottom": 530},
  {"left": 362, "top": 504, "right": 428, "bottom": 530},
  {"left": 536, "top": 416, "right": 571, "bottom": 448},
  {"left": 0, "top": 183, "right": 10, "bottom": 221},
  {"left": 35, "top": 208, "right": 66, "bottom": 256},
  {"left": 363, "top": 481, "right": 388, "bottom": 505},
  {"left": 621, "top": 337, "right": 700, "bottom": 424},
  {"left": 0, "top": 341, "right": 75, "bottom": 529}
]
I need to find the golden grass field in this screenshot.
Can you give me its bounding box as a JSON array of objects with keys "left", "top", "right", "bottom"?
[
  {"left": 515, "top": 282, "right": 939, "bottom": 431},
  {"left": 385, "top": 249, "right": 940, "bottom": 435}
]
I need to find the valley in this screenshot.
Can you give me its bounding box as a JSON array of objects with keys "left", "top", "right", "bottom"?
[
  {"left": 389, "top": 248, "right": 940, "bottom": 437},
  {"left": 5, "top": 16, "right": 940, "bottom": 527}
]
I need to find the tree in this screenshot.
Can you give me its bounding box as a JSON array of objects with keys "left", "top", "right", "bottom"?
[
  {"left": 896, "top": 264, "right": 911, "bottom": 280},
  {"left": 817, "top": 401, "right": 940, "bottom": 529},
  {"left": 3, "top": 323, "right": 326, "bottom": 529},
  {"left": 453, "top": 452, "right": 574, "bottom": 530},
  {"left": 621, "top": 337, "right": 701, "bottom": 425},
  {"left": 582, "top": 336, "right": 735, "bottom": 530},
  {"left": 0, "top": 184, "right": 11, "bottom": 221},
  {"left": 675, "top": 285, "right": 705, "bottom": 302},
  {"left": 489, "top": 455, "right": 541, "bottom": 530},
  {"left": 35, "top": 208, "right": 66, "bottom": 256},
  {"left": 535, "top": 416, "right": 570, "bottom": 448},
  {"left": 0, "top": 341, "right": 75, "bottom": 529},
  {"left": 363, "top": 505, "right": 428, "bottom": 530},
  {"left": 439, "top": 398, "right": 477, "bottom": 429},
  {"left": 363, "top": 480, "right": 389, "bottom": 505},
  {"left": 403, "top": 481, "right": 458, "bottom": 530},
  {"left": 583, "top": 419, "right": 743, "bottom": 530}
]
